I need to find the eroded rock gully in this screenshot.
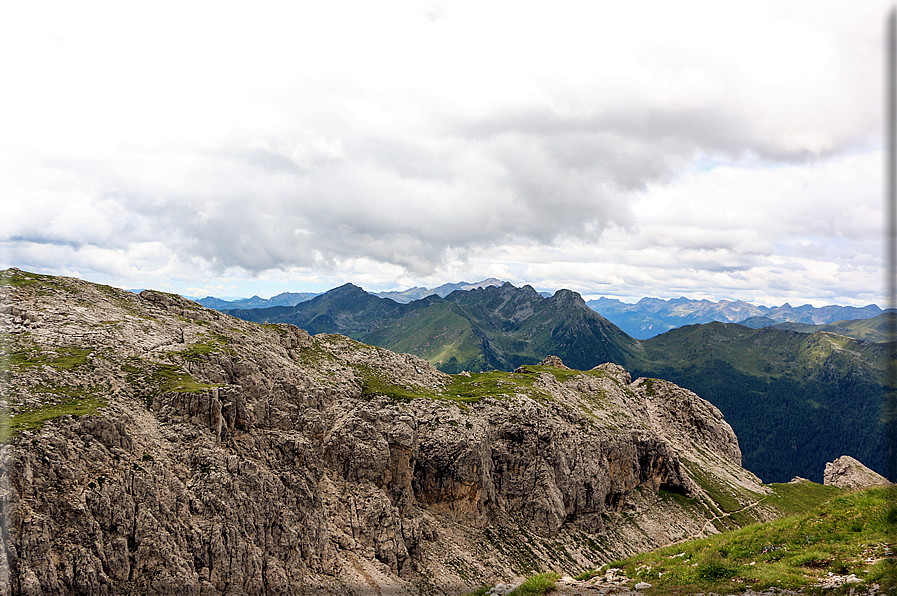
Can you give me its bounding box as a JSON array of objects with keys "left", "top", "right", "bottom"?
[{"left": 0, "top": 270, "right": 774, "bottom": 595}]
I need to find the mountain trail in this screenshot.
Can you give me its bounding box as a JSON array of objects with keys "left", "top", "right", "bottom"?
[{"left": 664, "top": 495, "right": 768, "bottom": 547}]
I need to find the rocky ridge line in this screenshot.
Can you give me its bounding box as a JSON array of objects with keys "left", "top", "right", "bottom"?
[{"left": 2, "top": 269, "right": 779, "bottom": 595}]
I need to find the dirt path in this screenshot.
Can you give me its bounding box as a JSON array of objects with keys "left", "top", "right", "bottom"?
[{"left": 549, "top": 575, "right": 646, "bottom": 595}]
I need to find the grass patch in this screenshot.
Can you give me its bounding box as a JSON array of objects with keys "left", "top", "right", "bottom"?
[
  {"left": 460, "top": 587, "right": 490, "bottom": 596},
  {"left": 574, "top": 568, "right": 600, "bottom": 581},
  {"left": 173, "top": 342, "right": 217, "bottom": 362},
  {"left": 167, "top": 333, "right": 233, "bottom": 363},
  {"left": 642, "top": 377, "right": 657, "bottom": 396},
  {"left": 48, "top": 347, "right": 92, "bottom": 370},
  {"left": 444, "top": 369, "right": 549, "bottom": 404},
  {"left": 507, "top": 572, "right": 560, "bottom": 596},
  {"left": 764, "top": 481, "right": 845, "bottom": 516},
  {"left": 514, "top": 364, "right": 609, "bottom": 384},
  {"left": 656, "top": 488, "right": 717, "bottom": 519},
  {"left": 149, "top": 364, "right": 222, "bottom": 394},
  {"left": 356, "top": 365, "right": 551, "bottom": 407},
  {"left": 359, "top": 367, "right": 434, "bottom": 402},
  {"left": 0, "top": 270, "right": 57, "bottom": 288},
  {"left": 611, "top": 486, "right": 897, "bottom": 594},
  {"left": 10, "top": 346, "right": 92, "bottom": 371},
  {"left": 4, "top": 386, "right": 107, "bottom": 440},
  {"left": 9, "top": 348, "right": 47, "bottom": 368},
  {"left": 123, "top": 359, "right": 223, "bottom": 408}
]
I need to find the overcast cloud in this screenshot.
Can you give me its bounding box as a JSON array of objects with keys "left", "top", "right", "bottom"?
[{"left": 0, "top": 1, "right": 889, "bottom": 305}]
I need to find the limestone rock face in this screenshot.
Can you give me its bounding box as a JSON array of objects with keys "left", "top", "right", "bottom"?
[
  {"left": 823, "top": 455, "right": 891, "bottom": 490},
  {"left": 0, "top": 269, "right": 774, "bottom": 596}
]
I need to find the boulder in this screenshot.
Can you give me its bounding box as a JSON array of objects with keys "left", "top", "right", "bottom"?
[{"left": 823, "top": 456, "right": 891, "bottom": 490}]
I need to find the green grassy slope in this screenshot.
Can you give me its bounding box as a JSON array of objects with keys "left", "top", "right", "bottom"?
[
  {"left": 602, "top": 485, "right": 896, "bottom": 594},
  {"left": 360, "top": 298, "right": 486, "bottom": 373}
]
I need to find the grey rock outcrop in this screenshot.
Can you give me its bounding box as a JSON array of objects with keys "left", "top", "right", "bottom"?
[
  {"left": 537, "top": 355, "right": 569, "bottom": 369},
  {"left": 0, "top": 269, "right": 776, "bottom": 595},
  {"left": 823, "top": 455, "right": 891, "bottom": 490}
]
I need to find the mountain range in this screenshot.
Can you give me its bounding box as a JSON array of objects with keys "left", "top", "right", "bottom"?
[
  {"left": 736, "top": 312, "right": 895, "bottom": 343},
  {"left": 223, "top": 282, "right": 891, "bottom": 484},
  {"left": 373, "top": 277, "right": 505, "bottom": 302},
  {"left": 196, "top": 291, "right": 319, "bottom": 310},
  {"left": 586, "top": 296, "right": 885, "bottom": 339},
  {"left": 194, "top": 278, "right": 507, "bottom": 312},
  {"left": 196, "top": 280, "right": 885, "bottom": 341},
  {"left": 225, "top": 282, "right": 639, "bottom": 373}
]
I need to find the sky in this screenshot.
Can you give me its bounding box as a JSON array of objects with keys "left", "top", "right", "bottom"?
[{"left": 0, "top": 1, "right": 890, "bottom": 306}]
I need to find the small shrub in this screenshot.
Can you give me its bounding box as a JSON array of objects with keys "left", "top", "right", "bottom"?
[
  {"left": 793, "top": 550, "right": 831, "bottom": 569},
  {"left": 643, "top": 378, "right": 656, "bottom": 396},
  {"left": 829, "top": 557, "right": 851, "bottom": 575},
  {"left": 885, "top": 506, "right": 897, "bottom": 526},
  {"left": 695, "top": 558, "right": 736, "bottom": 582}
]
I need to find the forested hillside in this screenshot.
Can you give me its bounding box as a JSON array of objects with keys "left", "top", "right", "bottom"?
[{"left": 626, "top": 323, "right": 889, "bottom": 483}]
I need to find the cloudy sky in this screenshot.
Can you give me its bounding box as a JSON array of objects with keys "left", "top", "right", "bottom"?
[{"left": 1, "top": 1, "right": 890, "bottom": 306}]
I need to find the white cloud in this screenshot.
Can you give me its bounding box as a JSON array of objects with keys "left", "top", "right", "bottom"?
[{"left": 1, "top": 0, "right": 890, "bottom": 306}]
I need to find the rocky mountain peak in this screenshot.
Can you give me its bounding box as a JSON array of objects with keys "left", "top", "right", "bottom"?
[
  {"left": 324, "top": 281, "right": 369, "bottom": 298},
  {"left": 1, "top": 269, "right": 785, "bottom": 595},
  {"left": 548, "top": 288, "right": 589, "bottom": 309}
]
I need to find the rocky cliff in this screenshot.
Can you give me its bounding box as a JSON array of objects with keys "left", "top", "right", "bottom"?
[{"left": 1, "top": 269, "right": 777, "bottom": 595}]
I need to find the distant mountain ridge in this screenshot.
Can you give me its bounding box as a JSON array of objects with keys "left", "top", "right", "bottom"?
[
  {"left": 195, "top": 283, "right": 882, "bottom": 341},
  {"left": 587, "top": 296, "right": 884, "bottom": 339},
  {"left": 194, "top": 279, "right": 507, "bottom": 310},
  {"left": 225, "top": 281, "right": 638, "bottom": 373},
  {"left": 737, "top": 312, "right": 896, "bottom": 343},
  {"left": 196, "top": 291, "right": 319, "bottom": 310},
  {"left": 373, "top": 278, "right": 505, "bottom": 302}
]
